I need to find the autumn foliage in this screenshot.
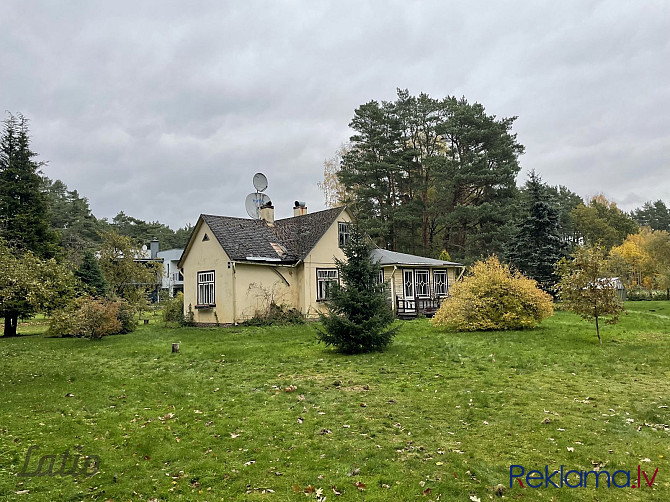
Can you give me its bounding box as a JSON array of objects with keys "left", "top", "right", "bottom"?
[{"left": 431, "top": 256, "right": 554, "bottom": 331}]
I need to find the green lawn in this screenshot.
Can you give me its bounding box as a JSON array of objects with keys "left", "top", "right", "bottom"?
[{"left": 1, "top": 302, "right": 669, "bottom": 501}]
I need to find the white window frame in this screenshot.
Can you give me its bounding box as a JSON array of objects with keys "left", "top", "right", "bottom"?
[
  {"left": 197, "top": 270, "right": 215, "bottom": 306},
  {"left": 316, "top": 268, "right": 339, "bottom": 301},
  {"left": 415, "top": 269, "right": 430, "bottom": 298},
  {"left": 433, "top": 270, "right": 448, "bottom": 297},
  {"left": 377, "top": 268, "right": 384, "bottom": 285},
  {"left": 338, "top": 222, "right": 350, "bottom": 248}
]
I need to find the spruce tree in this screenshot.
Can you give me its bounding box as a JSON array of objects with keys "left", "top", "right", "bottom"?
[
  {"left": 317, "top": 224, "right": 398, "bottom": 354},
  {"left": 75, "top": 250, "right": 108, "bottom": 297},
  {"left": 507, "top": 171, "right": 565, "bottom": 291},
  {"left": 0, "top": 113, "right": 59, "bottom": 258}
]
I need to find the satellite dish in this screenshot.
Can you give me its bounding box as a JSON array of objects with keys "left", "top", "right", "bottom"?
[
  {"left": 253, "top": 172, "right": 268, "bottom": 192},
  {"left": 245, "top": 192, "right": 271, "bottom": 219}
]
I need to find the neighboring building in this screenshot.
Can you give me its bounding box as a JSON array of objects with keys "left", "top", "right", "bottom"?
[
  {"left": 157, "top": 248, "right": 184, "bottom": 297},
  {"left": 178, "top": 203, "right": 463, "bottom": 325}
]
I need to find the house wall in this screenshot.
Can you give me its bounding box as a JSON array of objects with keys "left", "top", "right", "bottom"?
[
  {"left": 233, "top": 263, "right": 299, "bottom": 321},
  {"left": 390, "top": 265, "right": 461, "bottom": 306},
  {"left": 300, "top": 211, "right": 352, "bottom": 317},
  {"left": 181, "top": 221, "right": 234, "bottom": 325}
]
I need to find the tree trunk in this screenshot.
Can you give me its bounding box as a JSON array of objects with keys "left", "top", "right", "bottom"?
[
  {"left": 595, "top": 315, "right": 601, "bottom": 346},
  {"left": 3, "top": 314, "right": 19, "bottom": 337}
]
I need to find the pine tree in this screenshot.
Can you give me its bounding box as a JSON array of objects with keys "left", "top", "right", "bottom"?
[
  {"left": 317, "top": 225, "right": 398, "bottom": 354},
  {"left": 0, "top": 113, "right": 59, "bottom": 259},
  {"left": 506, "top": 171, "right": 565, "bottom": 291},
  {"left": 75, "top": 250, "right": 108, "bottom": 297}
]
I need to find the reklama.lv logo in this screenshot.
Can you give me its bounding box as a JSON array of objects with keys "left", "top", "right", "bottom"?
[{"left": 510, "top": 464, "right": 659, "bottom": 489}]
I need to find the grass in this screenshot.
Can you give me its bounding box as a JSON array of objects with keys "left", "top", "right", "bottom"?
[{"left": 0, "top": 302, "right": 669, "bottom": 501}]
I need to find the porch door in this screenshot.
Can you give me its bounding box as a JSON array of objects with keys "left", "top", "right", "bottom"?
[{"left": 403, "top": 269, "right": 416, "bottom": 312}]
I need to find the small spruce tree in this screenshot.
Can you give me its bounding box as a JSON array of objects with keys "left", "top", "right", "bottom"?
[
  {"left": 317, "top": 224, "right": 398, "bottom": 353},
  {"left": 75, "top": 250, "right": 108, "bottom": 297},
  {"left": 507, "top": 170, "right": 565, "bottom": 291}
]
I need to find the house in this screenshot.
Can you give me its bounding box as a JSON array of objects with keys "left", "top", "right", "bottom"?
[
  {"left": 156, "top": 248, "right": 184, "bottom": 297},
  {"left": 371, "top": 249, "right": 464, "bottom": 318},
  {"left": 177, "top": 202, "right": 463, "bottom": 325}
]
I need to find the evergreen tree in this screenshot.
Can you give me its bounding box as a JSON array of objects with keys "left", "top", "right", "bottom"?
[
  {"left": 0, "top": 113, "right": 59, "bottom": 258},
  {"left": 75, "top": 250, "right": 108, "bottom": 297},
  {"left": 317, "top": 225, "right": 398, "bottom": 354},
  {"left": 506, "top": 171, "right": 565, "bottom": 291}
]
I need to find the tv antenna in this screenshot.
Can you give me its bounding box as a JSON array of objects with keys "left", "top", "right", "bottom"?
[{"left": 245, "top": 173, "right": 271, "bottom": 219}]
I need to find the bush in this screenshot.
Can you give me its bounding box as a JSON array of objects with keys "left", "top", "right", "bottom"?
[
  {"left": 48, "top": 297, "right": 123, "bottom": 339},
  {"left": 116, "top": 300, "right": 137, "bottom": 333},
  {"left": 162, "top": 292, "right": 185, "bottom": 326},
  {"left": 47, "top": 297, "right": 137, "bottom": 339},
  {"left": 243, "top": 302, "right": 306, "bottom": 326},
  {"left": 431, "top": 256, "right": 554, "bottom": 331}
]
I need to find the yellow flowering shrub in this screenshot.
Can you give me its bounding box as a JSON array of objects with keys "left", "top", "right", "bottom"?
[{"left": 431, "top": 256, "right": 554, "bottom": 331}]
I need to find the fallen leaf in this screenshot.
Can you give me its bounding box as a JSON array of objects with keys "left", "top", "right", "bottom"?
[
  {"left": 469, "top": 495, "right": 481, "bottom": 502},
  {"left": 291, "top": 484, "right": 300, "bottom": 493},
  {"left": 423, "top": 487, "right": 432, "bottom": 496},
  {"left": 567, "top": 447, "right": 574, "bottom": 452},
  {"left": 355, "top": 481, "right": 366, "bottom": 491},
  {"left": 332, "top": 485, "right": 341, "bottom": 495},
  {"left": 304, "top": 485, "right": 316, "bottom": 493}
]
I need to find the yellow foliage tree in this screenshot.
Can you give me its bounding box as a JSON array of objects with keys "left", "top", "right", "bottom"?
[
  {"left": 431, "top": 256, "right": 554, "bottom": 331},
  {"left": 609, "top": 228, "right": 654, "bottom": 289}
]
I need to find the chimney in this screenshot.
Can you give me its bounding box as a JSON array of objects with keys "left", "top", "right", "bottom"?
[
  {"left": 260, "top": 201, "right": 275, "bottom": 224},
  {"left": 293, "top": 201, "right": 307, "bottom": 217},
  {"left": 150, "top": 239, "right": 159, "bottom": 259}
]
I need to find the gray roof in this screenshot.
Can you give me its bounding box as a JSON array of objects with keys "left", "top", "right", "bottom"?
[
  {"left": 200, "top": 206, "right": 346, "bottom": 264},
  {"left": 157, "top": 248, "right": 184, "bottom": 262},
  {"left": 370, "top": 248, "right": 462, "bottom": 267}
]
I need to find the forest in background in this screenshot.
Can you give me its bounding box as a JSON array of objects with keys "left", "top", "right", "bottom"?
[{"left": 319, "top": 90, "right": 670, "bottom": 266}]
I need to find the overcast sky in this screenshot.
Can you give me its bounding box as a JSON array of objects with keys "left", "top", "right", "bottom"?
[{"left": 2, "top": 1, "right": 668, "bottom": 229}]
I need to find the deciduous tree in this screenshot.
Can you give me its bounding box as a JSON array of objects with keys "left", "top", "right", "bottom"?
[
  {"left": 555, "top": 246, "right": 625, "bottom": 345},
  {"left": 0, "top": 239, "right": 74, "bottom": 337}
]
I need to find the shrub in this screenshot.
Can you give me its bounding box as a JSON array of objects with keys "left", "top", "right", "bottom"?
[
  {"left": 48, "top": 297, "right": 122, "bottom": 339},
  {"left": 162, "top": 292, "right": 185, "bottom": 326},
  {"left": 116, "top": 300, "right": 137, "bottom": 334},
  {"left": 244, "top": 302, "right": 306, "bottom": 326},
  {"left": 431, "top": 256, "right": 554, "bottom": 331}
]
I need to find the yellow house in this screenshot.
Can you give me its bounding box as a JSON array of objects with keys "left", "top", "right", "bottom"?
[{"left": 178, "top": 203, "right": 463, "bottom": 325}]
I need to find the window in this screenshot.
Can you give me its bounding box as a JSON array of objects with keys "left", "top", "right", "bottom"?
[
  {"left": 415, "top": 270, "right": 430, "bottom": 297},
  {"left": 377, "top": 269, "right": 384, "bottom": 285},
  {"left": 338, "top": 222, "right": 350, "bottom": 248},
  {"left": 433, "top": 270, "right": 448, "bottom": 296},
  {"left": 317, "top": 269, "right": 338, "bottom": 301},
  {"left": 197, "top": 271, "right": 215, "bottom": 306}
]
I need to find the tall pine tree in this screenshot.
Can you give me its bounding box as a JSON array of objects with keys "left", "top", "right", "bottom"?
[
  {"left": 506, "top": 171, "right": 565, "bottom": 291},
  {"left": 0, "top": 113, "right": 59, "bottom": 258}
]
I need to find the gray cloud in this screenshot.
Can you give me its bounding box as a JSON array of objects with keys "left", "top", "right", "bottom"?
[{"left": 1, "top": 0, "right": 668, "bottom": 228}]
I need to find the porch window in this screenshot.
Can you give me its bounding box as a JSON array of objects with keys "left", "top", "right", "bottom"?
[
  {"left": 317, "top": 268, "right": 339, "bottom": 301},
  {"left": 415, "top": 270, "right": 430, "bottom": 297},
  {"left": 197, "top": 271, "right": 215, "bottom": 306},
  {"left": 377, "top": 269, "right": 384, "bottom": 284},
  {"left": 433, "top": 270, "right": 448, "bottom": 296},
  {"left": 338, "top": 222, "right": 350, "bottom": 248}
]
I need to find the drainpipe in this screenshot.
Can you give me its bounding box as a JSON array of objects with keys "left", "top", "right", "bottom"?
[
  {"left": 232, "top": 262, "right": 237, "bottom": 325},
  {"left": 391, "top": 265, "right": 397, "bottom": 312}
]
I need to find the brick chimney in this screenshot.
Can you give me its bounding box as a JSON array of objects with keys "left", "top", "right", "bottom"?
[
  {"left": 260, "top": 201, "right": 275, "bottom": 224},
  {"left": 293, "top": 201, "right": 307, "bottom": 217}
]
